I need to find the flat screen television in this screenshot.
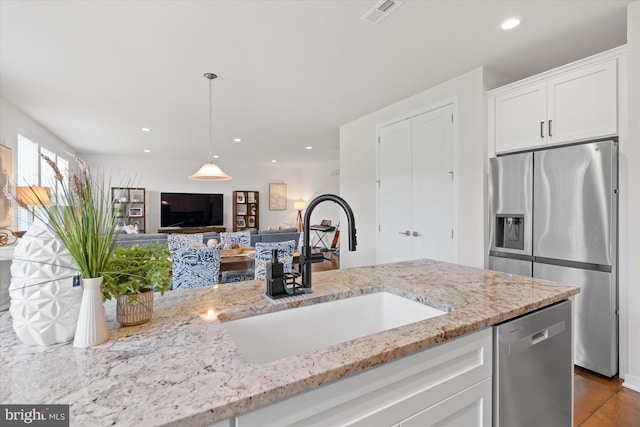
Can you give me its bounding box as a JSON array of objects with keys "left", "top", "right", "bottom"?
[{"left": 160, "top": 192, "right": 224, "bottom": 228}]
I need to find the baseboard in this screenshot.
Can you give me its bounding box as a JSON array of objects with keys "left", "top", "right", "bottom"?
[{"left": 622, "top": 373, "right": 640, "bottom": 393}]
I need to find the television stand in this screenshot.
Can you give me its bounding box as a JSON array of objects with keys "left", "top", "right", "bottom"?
[{"left": 157, "top": 226, "right": 226, "bottom": 234}]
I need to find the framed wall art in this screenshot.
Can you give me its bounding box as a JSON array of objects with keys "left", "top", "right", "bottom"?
[{"left": 269, "top": 183, "right": 286, "bottom": 210}]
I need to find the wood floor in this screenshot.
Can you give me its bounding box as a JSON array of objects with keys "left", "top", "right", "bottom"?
[
  {"left": 575, "top": 367, "right": 640, "bottom": 426},
  {"left": 313, "top": 256, "right": 640, "bottom": 425}
]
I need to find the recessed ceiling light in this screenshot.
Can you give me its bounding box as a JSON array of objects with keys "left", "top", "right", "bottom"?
[
  {"left": 306, "top": 146, "right": 312, "bottom": 150},
  {"left": 271, "top": 160, "right": 277, "bottom": 163},
  {"left": 213, "top": 155, "right": 220, "bottom": 159},
  {"left": 501, "top": 18, "right": 520, "bottom": 30},
  {"left": 141, "top": 127, "right": 151, "bottom": 132},
  {"left": 143, "top": 149, "right": 151, "bottom": 153},
  {"left": 233, "top": 138, "right": 241, "bottom": 142}
]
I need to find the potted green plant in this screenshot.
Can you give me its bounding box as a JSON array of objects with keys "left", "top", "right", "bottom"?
[{"left": 102, "top": 243, "right": 172, "bottom": 326}]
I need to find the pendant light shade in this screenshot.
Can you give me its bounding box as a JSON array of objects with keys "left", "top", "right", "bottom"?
[
  {"left": 189, "top": 72, "right": 232, "bottom": 181},
  {"left": 188, "top": 162, "right": 232, "bottom": 181}
]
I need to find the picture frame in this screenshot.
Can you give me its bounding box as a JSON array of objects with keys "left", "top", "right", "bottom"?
[
  {"left": 236, "top": 192, "right": 245, "bottom": 203},
  {"left": 247, "top": 192, "right": 255, "bottom": 203},
  {"left": 0, "top": 144, "right": 11, "bottom": 227},
  {"left": 237, "top": 204, "right": 247, "bottom": 215},
  {"left": 247, "top": 216, "right": 255, "bottom": 227},
  {"left": 269, "top": 183, "right": 287, "bottom": 210},
  {"left": 128, "top": 207, "right": 143, "bottom": 217},
  {"left": 236, "top": 217, "right": 246, "bottom": 228}
]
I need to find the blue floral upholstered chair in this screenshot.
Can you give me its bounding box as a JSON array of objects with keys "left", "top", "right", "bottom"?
[
  {"left": 254, "top": 240, "right": 296, "bottom": 280},
  {"left": 220, "top": 231, "right": 254, "bottom": 283},
  {"left": 167, "top": 234, "right": 221, "bottom": 290}
]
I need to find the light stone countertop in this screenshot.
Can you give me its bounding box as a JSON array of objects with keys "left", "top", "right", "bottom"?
[{"left": 0, "top": 259, "right": 579, "bottom": 426}]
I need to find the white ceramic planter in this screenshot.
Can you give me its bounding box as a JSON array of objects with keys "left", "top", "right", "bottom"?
[
  {"left": 73, "top": 276, "right": 110, "bottom": 348},
  {"left": 9, "top": 221, "right": 82, "bottom": 346}
]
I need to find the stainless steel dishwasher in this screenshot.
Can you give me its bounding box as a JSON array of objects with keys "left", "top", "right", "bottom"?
[{"left": 494, "top": 300, "right": 572, "bottom": 427}]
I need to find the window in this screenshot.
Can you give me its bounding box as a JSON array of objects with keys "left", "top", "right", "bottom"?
[{"left": 16, "top": 133, "right": 69, "bottom": 230}]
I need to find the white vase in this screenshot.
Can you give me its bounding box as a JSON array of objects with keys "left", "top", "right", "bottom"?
[
  {"left": 9, "top": 221, "right": 83, "bottom": 346},
  {"left": 73, "top": 277, "right": 110, "bottom": 348}
]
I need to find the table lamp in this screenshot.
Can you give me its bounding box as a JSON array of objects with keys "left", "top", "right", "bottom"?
[
  {"left": 294, "top": 200, "right": 307, "bottom": 232},
  {"left": 16, "top": 186, "right": 51, "bottom": 221}
]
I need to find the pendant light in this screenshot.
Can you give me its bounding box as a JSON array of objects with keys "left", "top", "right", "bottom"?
[{"left": 189, "top": 73, "right": 232, "bottom": 181}]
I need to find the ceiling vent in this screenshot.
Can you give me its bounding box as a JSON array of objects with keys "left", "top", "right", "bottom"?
[{"left": 361, "top": 0, "right": 402, "bottom": 25}]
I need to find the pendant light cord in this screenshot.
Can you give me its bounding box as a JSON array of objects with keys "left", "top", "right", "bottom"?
[{"left": 208, "top": 76, "right": 214, "bottom": 163}]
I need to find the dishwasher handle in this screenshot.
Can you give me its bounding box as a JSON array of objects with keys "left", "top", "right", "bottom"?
[{"left": 506, "top": 320, "right": 566, "bottom": 354}]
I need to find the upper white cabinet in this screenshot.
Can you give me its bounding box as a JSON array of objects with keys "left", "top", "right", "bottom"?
[
  {"left": 490, "top": 48, "right": 623, "bottom": 154},
  {"left": 547, "top": 60, "right": 617, "bottom": 144},
  {"left": 494, "top": 82, "right": 546, "bottom": 153}
]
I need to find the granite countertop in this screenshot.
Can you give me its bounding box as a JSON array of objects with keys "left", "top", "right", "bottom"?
[{"left": 0, "top": 259, "right": 579, "bottom": 426}]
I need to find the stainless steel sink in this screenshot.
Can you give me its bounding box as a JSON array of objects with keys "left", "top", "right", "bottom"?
[{"left": 220, "top": 291, "right": 449, "bottom": 363}]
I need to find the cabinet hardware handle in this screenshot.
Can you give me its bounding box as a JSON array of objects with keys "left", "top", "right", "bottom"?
[
  {"left": 540, "top": 121, "right": 544, "bottom": 138},
  {"left": 398, "top": 230, "right": 410, "bottom": 236},
  {"left": 548, "top": 119, "right": 553, "bottom": 137},
  {"left": 412, "top": 231, "right": 422, "bottom": 237}
]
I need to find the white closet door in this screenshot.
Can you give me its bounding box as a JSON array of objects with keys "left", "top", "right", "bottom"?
[
  {"left": 378, "top": 119, "right": 413, "bottom": 264},
  {"left": 411, "top": 104, "right": 455, "bottom": 263}
]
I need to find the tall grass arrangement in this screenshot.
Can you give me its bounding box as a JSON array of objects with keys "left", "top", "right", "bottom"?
[{"left": 4, "top": 154, "right": 120, "bottom": 279}]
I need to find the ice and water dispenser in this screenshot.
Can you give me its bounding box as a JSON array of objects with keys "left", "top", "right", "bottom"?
[{"left": 494, "top": 214, "right": 525, "bottom": 250}]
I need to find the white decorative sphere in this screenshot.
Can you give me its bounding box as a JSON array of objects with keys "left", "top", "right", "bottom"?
[{"left": 9, "top": 221, "right": 83, "bottom": 345}]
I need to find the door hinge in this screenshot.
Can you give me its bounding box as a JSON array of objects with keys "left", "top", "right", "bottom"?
[
  {"left": 451, "top": 113, "right": 454, "bottom": 123},
  {"left": 376, "top": 179, "right": 381, "bottom": 188},
  {"left": 378, "top": 224, "right": 381, "bottom": 232},
  {"left": 378, "top": 136, "right": 381, "bottom": 144},
  {"left": 451, "top": 229, "right": 454, "bottom": 239}
]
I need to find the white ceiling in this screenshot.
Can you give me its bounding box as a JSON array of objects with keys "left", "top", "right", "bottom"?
[{"left": 0, "top": 0, "right": 631, "bottom": 169}]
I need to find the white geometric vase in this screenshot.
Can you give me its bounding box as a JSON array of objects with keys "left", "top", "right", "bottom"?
[
  {"left": 73, "top": 276, "right": 110, "bottom": 348},
  {"left": 9, "top": 221, "right": 83, "bottom": 346}
]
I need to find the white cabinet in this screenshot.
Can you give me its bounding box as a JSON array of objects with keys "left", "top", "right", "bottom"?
[
  {"left": 494, "top": 82, "right": 546, "bottom": 153},
  {"left": 547, "top": 60, "right": 617, "bottom": 144},
  {"left": 492, "top": 54, "right": 620, "bottom": 154},
  {"left": 235, "top": 328, "right": 492, "bottom": 427}
]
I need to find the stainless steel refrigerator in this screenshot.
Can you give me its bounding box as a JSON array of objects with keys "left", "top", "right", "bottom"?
[{"left": 488, "top": 139, "right": 618, "bottom": 377}]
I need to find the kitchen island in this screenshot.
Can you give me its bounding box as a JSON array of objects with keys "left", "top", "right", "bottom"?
[{"left": 0, "top": 259, "right": 579, "bottom": 426}]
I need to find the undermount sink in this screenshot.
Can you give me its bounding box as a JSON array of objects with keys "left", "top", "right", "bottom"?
[{"left": 220, "top": 291, "right": 449, "bottom": 364}]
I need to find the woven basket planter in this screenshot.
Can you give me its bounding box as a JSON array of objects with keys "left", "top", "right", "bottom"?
[{"left": 116, "top": 289, "right": 154, "bottom": 326}]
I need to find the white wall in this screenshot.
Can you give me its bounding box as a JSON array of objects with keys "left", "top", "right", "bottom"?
[
  {"left": 0, "top": 98, "right": 76, "bottom": 230},
  {"left": 339, "top": 67, "right": 510, "bottom": 269},
  {"left": 622, "top": 0, "right": 640, "bottom": 392},
  {"left": 80, "top": 153, "right": 340, "bottom": 234}
]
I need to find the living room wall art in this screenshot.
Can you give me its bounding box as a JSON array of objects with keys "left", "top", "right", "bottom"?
[
  {"left": 0, "top": 144, "right": 11, "bottom": 227},
  {"left": 269, "top": 183, "right": 286, "bottom": 210}
]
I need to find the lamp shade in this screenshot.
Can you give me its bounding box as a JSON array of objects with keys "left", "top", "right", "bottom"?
[
  {"left": 16, "top": 186, "right": 51, "bottom": 206},
  {"left": 294, "top": 200, "right": 307, "bottom": 211},
  {"left": 188, "top": 162, "right": 232, "bottom": 181}
]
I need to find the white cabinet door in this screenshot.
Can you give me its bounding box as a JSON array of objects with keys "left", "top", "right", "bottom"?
[
  {"left": 494, "top": 82, "right": 546, "bottom": 153},
  {"left": 547, "top": 59, "right": 617, "bottom": 145},
  {"left": 398, "top": 378, "right": 492, "bottom": 427},
  {"left": 411, "top": 104, "right": 456, "bottom": 263},
  {"left": 378, "top": 119, "right": 413, "bottom": 263}
]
